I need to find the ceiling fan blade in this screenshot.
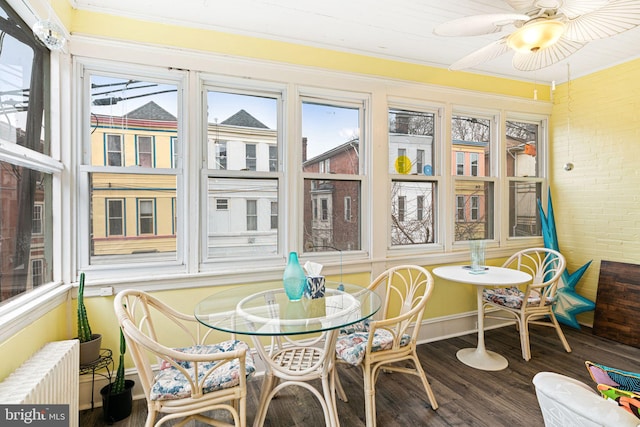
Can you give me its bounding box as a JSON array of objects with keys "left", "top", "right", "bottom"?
[
  {"left": 449, "top": 38, "right": 511, "bottom": 70},
  {"left": 512, "top": 37, "right": 585, "bottom": 71},
  {"left": 434, "top": 13, "right": 530, "bottom": 37},
  {"left": 557, "top": 0, "right": 609, "bottom": 18},
  {"left": 563, "top": 0, "right": 640, "bottom": 41},
  {"left": 506, "top": 0, "right": 561, "bottom": 13}
]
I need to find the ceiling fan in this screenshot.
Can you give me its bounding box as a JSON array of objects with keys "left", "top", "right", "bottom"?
[{"left": 434, "top": 0, "right": 640, "bottom": 71}]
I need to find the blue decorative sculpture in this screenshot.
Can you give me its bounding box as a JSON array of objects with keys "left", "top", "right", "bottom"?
[{"left": 537, "top": 189, "right": 595, "bottom": 329}]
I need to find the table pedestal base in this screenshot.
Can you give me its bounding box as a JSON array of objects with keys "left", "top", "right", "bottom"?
[
  {"left": 251, "top": 331, "right": 340, "bottom": 427},
  {"left": 456, "top": 347, "right": 508, "bottom": 371}
]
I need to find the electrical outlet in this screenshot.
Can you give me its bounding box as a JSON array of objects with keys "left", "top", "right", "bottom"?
[{"left": 99, "top": 287, "right": 113, "bottom": 296}]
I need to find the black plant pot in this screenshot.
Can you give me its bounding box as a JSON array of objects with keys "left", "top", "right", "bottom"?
[{"left": 100, "top": 379, "right": 134, "bottom": 424}]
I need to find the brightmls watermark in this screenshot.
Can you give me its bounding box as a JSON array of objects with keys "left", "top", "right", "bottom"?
[{"left": 0, "top": 405, "right": 69, "bottom": 426}]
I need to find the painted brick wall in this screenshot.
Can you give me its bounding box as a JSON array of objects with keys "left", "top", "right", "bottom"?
[{"left": 550, "top": 58, "right": 640, "bottom": 326}]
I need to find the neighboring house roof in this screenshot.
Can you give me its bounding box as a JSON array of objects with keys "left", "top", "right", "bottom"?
[
  {"left": 221, "top": 109, "right": 269, "bottom": 129},
  {"left": 125, "top": 101, "right": 177, "bottom": 121},
  {"left": 304, "top": 139, "right": 359, "bottom": 165},
  {"left": 452, "top": 139, "right": 487, "bottom": 148}
]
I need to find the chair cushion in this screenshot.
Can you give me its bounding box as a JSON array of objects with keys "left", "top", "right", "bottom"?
[
  {"left": 339, "top": 318, "right": 371, "bottom": 335},
  {"left": 151, "top": 339, "right": 255, "bottom": 401},
  {"left": 335, "top": 329, "right": 411, "bottom": 366},
  {"left": 585, "top": 361, "right": 640, "bottom": 393},
  {"left": 482, "top": 287, "right": 554, "bottom": 309}
]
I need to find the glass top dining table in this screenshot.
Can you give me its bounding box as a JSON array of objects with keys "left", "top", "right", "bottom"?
[
  {"left": 194, "top": 281, "right": 381, "bottom": 336},
  {"left": 195, "top": 280, "right": 381, "bottom": 427}
]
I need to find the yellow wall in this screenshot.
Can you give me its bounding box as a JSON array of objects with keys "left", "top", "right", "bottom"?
[
  {"left": 66, "top": 8, "right": 546, "bottom": 101},
  {"left": 0, "top": 303, "right": 68, "bottom": 379},
  {"left": 550, "top": 57, "right": 640, "bottom": 325},
  {"left": 6, "top": 2, "right": 637, "bottom": 382}
]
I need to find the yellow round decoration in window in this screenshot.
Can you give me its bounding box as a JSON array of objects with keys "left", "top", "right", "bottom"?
[{"left": 394, "top": 156, "right": 412, "bottom": 174}]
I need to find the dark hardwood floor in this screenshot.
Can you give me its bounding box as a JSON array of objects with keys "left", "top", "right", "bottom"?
[{"left": 80, "top": 325, "right": 640, "bottom": 426}]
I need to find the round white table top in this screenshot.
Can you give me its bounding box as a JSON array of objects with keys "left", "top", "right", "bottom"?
[{"left": 432, "top": 265, "right": 532, "bottom": 286}]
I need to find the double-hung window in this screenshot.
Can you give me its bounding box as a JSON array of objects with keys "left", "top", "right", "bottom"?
[
  {"left": 451, "top": 113, "right": 495, "bottom": 242},
  {"left": 80, "top": 69, "right": 182, "bottom": 272},
  {"left": 506, "top": 118, "right": 543, "bottom": 238},
  {"left": 0, "top": 1, "right": 54, "bottom": 301},
  {"left": 204, "top": 87, "right": 280, "bottom": 261},
  {"left": 389, "top": 106, "right": 437, "bottom": 247},
  {"left": 301, "top": 96, "right": 365, "bottom": 253}
]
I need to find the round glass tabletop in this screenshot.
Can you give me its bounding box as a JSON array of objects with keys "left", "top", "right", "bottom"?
[{"left": 195, "top": 281, "right": 380, "bottom": 336}]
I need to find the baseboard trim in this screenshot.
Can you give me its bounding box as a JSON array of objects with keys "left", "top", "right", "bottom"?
[{"left": 77, "top": 310, "right": 554, "bottom": 410}]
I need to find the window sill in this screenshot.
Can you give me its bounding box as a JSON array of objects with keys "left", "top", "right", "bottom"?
[{"left": 0, "top": 282, "right": 71, "bottom": 343}]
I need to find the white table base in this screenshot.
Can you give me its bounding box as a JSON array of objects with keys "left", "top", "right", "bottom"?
[
  {"left": 456, "top": 347, "right": 508, "bottom": 371},
  {"left": 457, "top": 284, "right": 509, "bottom": 371}
]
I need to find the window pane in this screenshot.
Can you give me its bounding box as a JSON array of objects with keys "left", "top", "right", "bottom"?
[
  {"left": 107, "top": 199, "right": 124, "bottom": 236},
  {"left": 389, "top": 109, "right": 434, "bottom": 175},
  {"left": 397, "top": 196, "right": 406, "bottom": 222},
  {"left": 270, "top": 201, "right": 278, "bottom": 229},
  {"left": 344, "top": 197, "right": 352, "bottom": 222},
  {"left": 245, "top": 144, "right": 257, "bottom": 171},
  {"left": 391, "top": 181, "right": 435, "bottom": 245},
  {"left": 137, "top": 136, "right": 153, "bottom": 167},
  {"left": 246, "top": 200, "right": 257, "bottom": 231},
  {"left": 302, "top": 102, "right": 360, "bottom": 175},
  {"left": 88, "top": 74, "right": 179, "bottom": 265},
  {"left": 206, "top": 91, "right": 277, "bottom": 171},
  {"left": 269, "top": 145, "right": 278, "bottom": 172},
  {"left": 215, "top": 142, "right": 227, "bottom": 170},
  {"left": 107, "top": 134, "right": 123, "bottom": 166},
  {"left": 452, "top": 115, "right": 490, "bottom": 177},
  {"left": 0, "top": 162, "right": 52, "bottom": 301},
  {"left": 89, "top": 173, "right": 177, "bottom": 263},
  {"left": 304, "top": 179, "right": 360, "bottom": 251},
  {"left": 91, "top": 76, "right": 178, "bottom": 169},
  {"left": 454, "top": 180, "right": 494, "bottom": 241},
  {"left": 138, "top": 199, "right": 154, "bottom": 235},
  {"left": 0, "top": 27, "right": 47, "bottom": 155},
  {"left": 506, "top": 120, "right": 539, "bottom": 177},
  {"left": 509, "top": 181, "right": 542, "bottom": 237},
  {"left": 207, "top": 177, "right": 278, "bottom": 258},
  {"left": 32, "top": 203, "right": 43, "bottom": 234},
  {"left": 389, "top": 107, "right": 437, "bottom": 247}
]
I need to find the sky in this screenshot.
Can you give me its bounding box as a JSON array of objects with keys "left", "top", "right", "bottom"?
[{"left": 90, "top": 75, "right": 360, "bottom": 159}]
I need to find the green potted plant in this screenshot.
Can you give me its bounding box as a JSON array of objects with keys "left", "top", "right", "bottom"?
[
  {"left": 100, "top": 328, "right": 134, "bottom": 423},
  {"left": 77, "top": 272, "right": 102, "bottom": 365}
]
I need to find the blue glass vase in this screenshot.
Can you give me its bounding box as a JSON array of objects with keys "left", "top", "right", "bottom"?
[{"left": 283, "top": 252, "right": 305, "bottom": 301}]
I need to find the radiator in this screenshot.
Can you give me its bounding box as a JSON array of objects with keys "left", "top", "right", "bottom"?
[{"left": 0, "top": 340, "right": 79, "bottom": 427}]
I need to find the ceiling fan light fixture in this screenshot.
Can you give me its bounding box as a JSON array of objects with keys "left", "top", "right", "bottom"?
[{"left": 507, "top": 20, "right": 564, "bottom": 53}]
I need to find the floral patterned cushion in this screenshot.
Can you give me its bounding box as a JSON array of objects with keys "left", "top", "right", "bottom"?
[
  {"left": 150, "top": 339, "right": 256, "bottom": 401},
  {"left": 482, "top": 287, "right": 555, "bottom": 309},
  {"left": 339, "top": 318, "right": 371, "bottom": 335},
  {"left": 335, "top": 329, "right": 411, "bottom": 366}
]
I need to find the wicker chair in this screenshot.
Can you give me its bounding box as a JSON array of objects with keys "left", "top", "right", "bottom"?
[
  {"left": 482, "top": 247, "right": 571, "bottom": 361},
  {"left": 334, "top": 265, "right": 438, "bottom": 427},
  {"left": 114, "top": 289, "right": 255, "bottom": 427}
]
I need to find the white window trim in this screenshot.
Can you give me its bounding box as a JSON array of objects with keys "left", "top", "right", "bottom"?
[
  {"left": 62, "top": 37, "right": 550, "bottom": 290},
  {"left": 75, "top": 59, "right": 188, "bottom": 279}
]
